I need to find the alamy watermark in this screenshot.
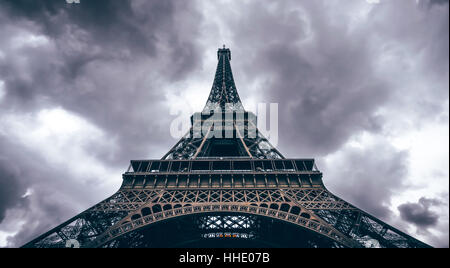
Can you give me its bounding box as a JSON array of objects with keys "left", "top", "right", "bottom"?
[{"left": 170, "top": 102, "right": 279, "bottom": 147}]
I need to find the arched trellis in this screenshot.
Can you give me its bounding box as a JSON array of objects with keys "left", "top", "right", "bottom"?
[{"left": 86, "top": 203, "right": 360, "bottom": 248}]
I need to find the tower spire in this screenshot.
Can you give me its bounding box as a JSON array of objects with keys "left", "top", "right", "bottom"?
[{"left": 203, "top": 46, "right": 244, "bottom": 112}]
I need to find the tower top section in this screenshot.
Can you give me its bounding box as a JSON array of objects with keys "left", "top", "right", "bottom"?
[
  {"left": 203, "top": 46, "right": 244, "bottom": 112},
  {"left": 217, "top": 46, "right": 231, "bottom": 60}
]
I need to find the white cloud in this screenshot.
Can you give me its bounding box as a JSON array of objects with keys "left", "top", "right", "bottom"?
[
  {"left": 0, "top": 230, "right": 11, "bottom": 248},
  {"left": 0, "top": 108, "right": 121, "bottom": 190},
  {"left": 11, "top": 33, "right": 49, "bottom": 49}
]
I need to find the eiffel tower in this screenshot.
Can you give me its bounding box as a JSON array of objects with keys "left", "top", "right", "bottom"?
[{"left": 23, "top": 47, "right": 430, "bottom": 248}]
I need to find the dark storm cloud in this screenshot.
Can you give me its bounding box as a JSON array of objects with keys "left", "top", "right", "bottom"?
[
  {"left": 429, "top": 0, "right": 449, "bottom": 6},
  {"left": 0, "top": 0, "right": 203, "bottom": 163},
  {"left": 2, "top": 0, "right": 163, "bottom": 54},
  {"left": 0, "top": 151, "right": 25, "bottom": 223},
  {"left": 398, "top": 197, "right": 442, "bottom": 229},
  {"left": 224, "top": 0, "right": 449, "bottom": 157},
  {"left": 223, "top": 0, "right": 385, "bottom": 156}
]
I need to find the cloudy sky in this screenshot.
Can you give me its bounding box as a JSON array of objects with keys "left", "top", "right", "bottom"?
[{"left": 0, "top": 0, "right": 448, "bottom": 248}]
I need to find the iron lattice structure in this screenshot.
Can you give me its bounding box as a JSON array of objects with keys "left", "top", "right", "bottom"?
[{"left": 23, "top": 47, "right": 430, "bottom": 248}]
